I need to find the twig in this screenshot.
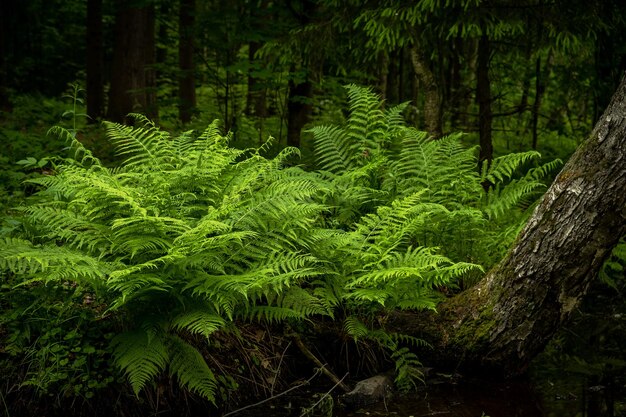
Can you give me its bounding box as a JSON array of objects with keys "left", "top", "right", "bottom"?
[
  {"left": 271, "top": 341, "right": 292, "bottom": 395},
  {"left": 300, "top": 372, "right": 349, "bottom": 416},
  {"left": 290, "top": 332, "right": 351, "bottom": 393},
  {"left": 222, "top": 368, "right": 322, "bottom": 417}
]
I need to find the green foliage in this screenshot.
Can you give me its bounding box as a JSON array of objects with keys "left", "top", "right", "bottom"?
[
  {"left": 1, "top": 118, "right": 330, "bottom": 402},
  {"left": 343, "top": 315, "right": 428, "bottom": 391},
  {"left": 311, "top": 85, "right": 560, "bottom": 273},
  {"left": 0, "top": 273, "right": 116, "bottom": 399},
  {"left": 0, "top": 84, "right": 560, "bottom": 404}
]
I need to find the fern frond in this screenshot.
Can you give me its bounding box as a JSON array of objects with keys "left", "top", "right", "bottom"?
[
  {"left": 171, "top": 310, "right": 226, "bottom": 338},
  {"left": 105, "top": 115, "right": 174, "bottom": 170},
  {"left": 167, "top": 335, "right": 218, "bottom": 402},
  {"left": 48, "top": 125, "right": 103, "bottom": 168},
  {"left": 392, "top": 347, "right": 423, "bottom": 391},
  {"left": 112, "top": 328, "right": 169, "bottom": 396},
  {"left": 343, "top": 316, "right": 369, "bottom": 340},
  {"left": 310, "top": 125, "right": 352, "bottom": 173},
  {"left": 480, "top": 150, "right": 541, "bottom": 184}
]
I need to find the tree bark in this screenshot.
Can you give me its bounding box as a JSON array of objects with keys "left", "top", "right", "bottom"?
[
  {"left": 388, "top": 74, "right": 626, "bottom": 377},
  {"left": 386, "top": 49, "right": 399, "bottom": 105},
  {"left": 378, "top": 51, "right": 389, "bottom": 103},
  {"left": 0, "top": 0, "right": 8, "bottom": 111},
  {"left": 531, "top": 50, "right": 553, "bottom": 150},
  {"left": 409, "top": 42, "right": 442, "bottom": 138},
  {"left": 477, "top": 34, "right": 492, "bottom": 166},
  {"left": 178, "top": 0, "right": 196, "bottom": 124},
  {"left": 107, "top": 2, "right": 157, "bottom": 123},
  {"left": 286, "top": 74, "right": 312, "bottom": 148},
  {"left": 86, "top": 0, "right": 104, "bottom": 122},
  {"left": 449, "top": 36, "right": 463, "bottom": 128},
  {"left": 246, "top": 41, "right": 268, "bottom": 118}
]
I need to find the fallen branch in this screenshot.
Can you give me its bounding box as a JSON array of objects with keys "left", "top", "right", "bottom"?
[
  {"left": 222, "top": 368, "right": 322, "bottom": 417},
  {"left": 290, "top": 332, "right": 351, "bottom": 392}
]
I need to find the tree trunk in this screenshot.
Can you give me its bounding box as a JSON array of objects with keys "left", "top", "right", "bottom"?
[
  {"left": 531, "top": 50, "right": 553, "bottom": 150},
  {"left": 178, "top": 0, "right": 196, "bottom": 124},
  {"left": 386, "top": 49, "right": 399, "bottom": 105},
  {"left": 86, "top": 0, "right": 104, "bottom": 122},
  {"left": 107, "top": 2, "right": 157, "bottom": 123},
  {"left": 477, "top": 34, "right": 492, "bottom": 166},
  {"left": 246, "top": 41, "right": 268, "bottom": 117},
  {"left": 378, "top": 51, "right": 389, "bottom": 103},
  {"left": 0, "top": 0, "right": 8, "bottom": 111},
  {"left": 449, "top": 36, "right": 463, "bottom": 128},
  {"left": 409, "top": 42, "right": 442, "bottom": 138},
  {"left": 286, "top": 74, "right": 312, "bottom": 148},
  {"left": 389, "top": 74, "right": 626, "bottom": 376}
]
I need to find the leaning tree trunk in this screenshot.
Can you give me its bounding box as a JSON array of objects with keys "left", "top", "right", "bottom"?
[{"left": 389, "top": 74, "right": 626, "bottom": 377}]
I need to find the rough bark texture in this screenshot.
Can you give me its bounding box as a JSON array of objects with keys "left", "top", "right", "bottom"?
[
  {"left": 389, "top": 74, "right": 626, "bottom": 377},
  {"left": 86, "top": 0, "right": 104, "bottom": 122},
  {"left": 178, "top": 0, "right": 196, "bottom": 124},
  {"left": 107, "top": 3, "right": 157, "bottom": 123},
  {"left": 410, "top": 43, "right": 442, "bottom": 138}
]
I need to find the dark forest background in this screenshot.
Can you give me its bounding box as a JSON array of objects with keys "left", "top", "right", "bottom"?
[{"left": 2, "top": 1, "right": 626, "bottom": 416}]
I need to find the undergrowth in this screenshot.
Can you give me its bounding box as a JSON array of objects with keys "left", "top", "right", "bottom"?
[{"left": 0, "top": 85, "right": 560, "bottom": 409}]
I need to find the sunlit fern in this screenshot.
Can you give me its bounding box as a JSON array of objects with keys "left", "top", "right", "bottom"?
[{"left": 0, "top": 120, "right": 331, "bottom": 401}]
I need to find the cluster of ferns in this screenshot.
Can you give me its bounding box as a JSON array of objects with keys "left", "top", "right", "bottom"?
[{"left": 0, "top": 85, "right": 560, "bottom": 401}]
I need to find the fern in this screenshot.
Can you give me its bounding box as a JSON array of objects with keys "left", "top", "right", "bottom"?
[
  {"left": 112, "top": 328, "right": 169, "bottom": 397},
  {"left": 309, "top": 85, "right": 561, "bottom": 270},
  {"left": 1, "top": 121, "right": 337, "bottom": 402},
  {"left": 167, "top": 335, "right": 218, "bottom": 402},
  {"left": 1, "top": 85, "right": 562, "bottom": 402}
]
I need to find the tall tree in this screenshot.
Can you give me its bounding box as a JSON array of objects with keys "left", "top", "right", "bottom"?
[
  {"left": 86, "top": 0, "right": 104, "bottom": 122},
  {"left": 178, "top": 0, "right": 196, "bottom": 123},
  {"left": 107, "top": 1, "right": 157, "bottom": 123}
]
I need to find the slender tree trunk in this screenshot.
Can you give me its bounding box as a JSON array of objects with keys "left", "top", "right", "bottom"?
[
  {"left": 107, "top": 2, "right": 157, "bottom": 123},
  {"left": 477, "top": 34, "right": 492, "bottom": 166},
  {"left": 286, "top": 73, "right": 313, "bottom": 148},
  {"left": 155, "top": 4, "right": 169, "bottom": 81},
  {"left": 531, "top": 50, "right": 553, "bottom": 150},
  {"left": 398, "top": 47, "right": 406, "bottom": 103},
  {"left": 409, "top": 41, "right": 442, "bottom": 138},
  {"left": 387, "top": 50, "right": 399, "bottom": 104},
  {"left": 388, "top": 74, "right": 626, "bottom": 376},
  {"left": 0, "top": 0, "right": 9, "bottom": 111},
  {"left": 86, "top": 0, "right": 104, "bottom": 122},
  {"left": 449, "top": 36, "right": 463, "bottom": 128},
  {"left": 378, "top": 52, "right": 389, "bottom": 103},
  {"left": 246, "top": 41, "right": 268, "bottom": 117},
  {"left": 178, "top": 0, "right": 196, "bottom": 124}
]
